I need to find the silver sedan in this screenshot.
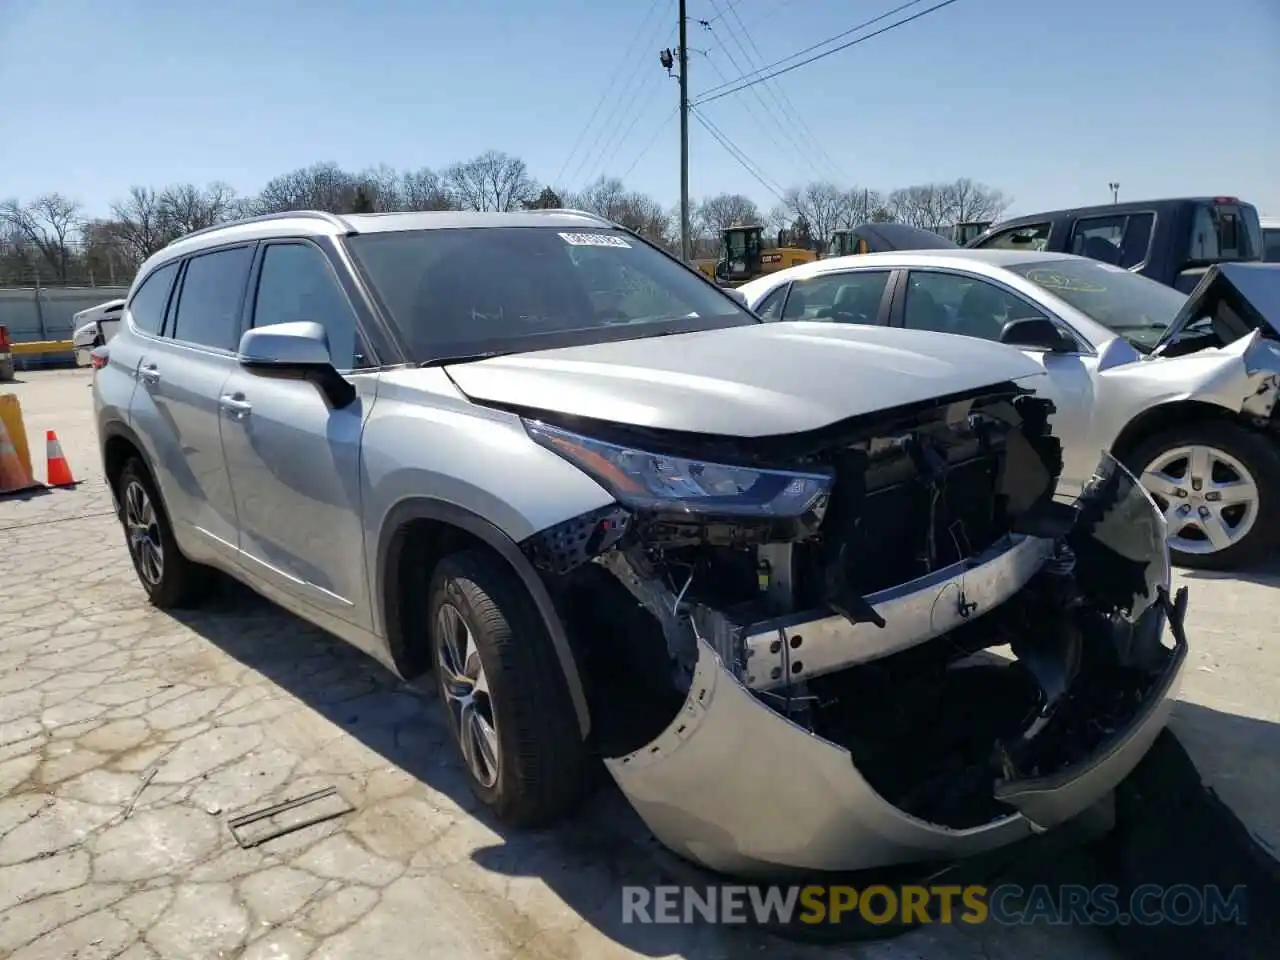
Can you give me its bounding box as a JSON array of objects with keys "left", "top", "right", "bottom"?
[{"left": 739, "top": 250, "right": 1280, "bottom": 570}]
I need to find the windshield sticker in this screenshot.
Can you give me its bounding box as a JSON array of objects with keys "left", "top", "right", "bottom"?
[
  {"left": 559, "top": 232, "right": 632, "bottom": 249},
  {"left": 1025, "top": 269, "right": 1107, "bottom": 293}
]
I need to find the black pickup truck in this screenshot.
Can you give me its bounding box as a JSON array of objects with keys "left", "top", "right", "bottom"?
[{"left": 966, "top": 196, "right": 1265, "bottom": 293}]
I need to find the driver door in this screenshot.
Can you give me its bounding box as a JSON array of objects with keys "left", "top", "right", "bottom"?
[
  {"left": 893, "top": 268, "right": 1100, "bottom": 498},
  {"left": 219, "top": 239, "right": 379, "bottom": 629}
]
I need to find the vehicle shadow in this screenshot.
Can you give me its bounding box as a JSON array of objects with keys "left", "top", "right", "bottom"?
[
  {"left": 171, "top": 579, "right": 1280, "bottom": 958},
  {"left": 1177, "top": 555, "right": 1280, "bottom": 587},
  {"left": 169, "top": 577, "right": 826, "bottom": 958}
]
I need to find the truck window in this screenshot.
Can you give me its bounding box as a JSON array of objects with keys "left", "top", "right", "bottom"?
[
  {"left": 1186, "top": 201, "right": 1262, "bottom": 263},
  {"left": 1263, "top": 227, "right": 1280, "bottom": 264},
  {"left": 1069, "top": 213, "right": 1154, "bottom": 269},
  {"left": 977, "top": 222, "right": 1050, "bottom": 252}
]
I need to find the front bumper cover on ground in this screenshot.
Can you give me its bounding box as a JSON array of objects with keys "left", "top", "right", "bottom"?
[{"left": 603, "top": 455, "right": 1189, "bottom": 878}]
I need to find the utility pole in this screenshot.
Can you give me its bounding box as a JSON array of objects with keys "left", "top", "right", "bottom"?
[
  {"left": 1109, "top": 182, "right": 1120, "bottom": 204},
  {"left": 660, "top": 3, "right": 691, "bottom": 261}
]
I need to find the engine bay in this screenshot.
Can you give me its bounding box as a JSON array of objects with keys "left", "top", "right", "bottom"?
[{"left": 520, "top": 381, "right": 1183, "bottom": 831}]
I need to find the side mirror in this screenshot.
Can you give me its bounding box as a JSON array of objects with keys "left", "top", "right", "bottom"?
[
  {"left": 1000, "top": 316, "right": 1075, "bottom": 353},
  {"left": 722, "top": 288, "right": 749, "bottom": 308},
  {"left": 238, "top": 321, "right": 356, "bottom": 409}
]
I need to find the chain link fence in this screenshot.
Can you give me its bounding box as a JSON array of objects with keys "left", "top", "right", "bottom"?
[{"left": 0, "top": 240, "right": 139, "bottom": 290}]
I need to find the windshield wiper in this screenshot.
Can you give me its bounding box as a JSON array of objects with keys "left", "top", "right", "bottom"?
[{"left": 419, "top": 351, "right": 508, "bottom": 368}]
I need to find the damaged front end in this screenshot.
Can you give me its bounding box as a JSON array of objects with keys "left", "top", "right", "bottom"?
[{"left": 519, "top": 382, "right": 1188, "bottom": 877}]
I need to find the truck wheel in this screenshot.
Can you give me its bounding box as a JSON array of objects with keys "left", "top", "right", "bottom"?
[
  {"left": 117, "top": 458, "right": 213, "bottom": 608},
  {"left": 428, "top": 549, "right": 592, "bottom": 826},
  {"left": 1126, "top": 421, "right": 1280, "bottom": 570}
]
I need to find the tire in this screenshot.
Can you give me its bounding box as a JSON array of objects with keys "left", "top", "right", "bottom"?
[
  {"left": 1124, "top": 420, "right": 1280, "bottom": 571},
  {"left": 428, "top": 549, "right": 592, "bottom": 827},
  {"left": 116, "top": 458, "right": 214, "bottom": 608}
]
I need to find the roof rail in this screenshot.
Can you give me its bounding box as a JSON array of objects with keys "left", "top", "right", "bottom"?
[
  {"left": 169, "top": 209, "right": 350, "bottom": 246},
  {"left": 529, "top": 207, "right": 612, "bottom": 223}
]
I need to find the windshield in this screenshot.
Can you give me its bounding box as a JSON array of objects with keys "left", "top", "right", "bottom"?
[
  {"left": 345, "top": 227, "right": 756, "bottom": 363},
  {"left": 1006, "top": 257, "right": 1189, "bottom": 350}
]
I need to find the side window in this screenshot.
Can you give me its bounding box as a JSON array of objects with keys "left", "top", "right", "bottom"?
[
  {"left": 253, "top": 243, "right": 360, "bottom": 369},
  {"left": 978, "top": 223, "right": 1051, "bottom": 252},
  {"left": 754, "top": 285, "right": 788, "bottom": 320},
  {"left": 170, "top": 246, "right": 254, "bottom": 351},
  {"left": 126, "top": 262, "right": 178, "bottom": 336},
  {"left": 780, "top": 271, "right": 890, "bottom": 324},
  {"left": 1187, "top": 205, "right": 1221, "bottom": 261},
  {"left": 903, "top": 271, "right": 1047, "bottom": 342},
  {"left": 1263, "top": 229, "right": 1280, "bottom": 264},
  {"left": 1069, "top": 216, "right": 1124, "bottom": 264},
  {"left": 1120, "top": 213, "right": 1154, "bottom": 268}
]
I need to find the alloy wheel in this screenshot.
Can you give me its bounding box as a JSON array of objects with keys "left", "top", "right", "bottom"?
[
  {"left": 124, "top": 479, "right": 165, "bottom": 585},
  {"left": 435, "top": 602, "right": 500, "bottom": 788},
  {"left": 1140, "top": 444, "right": 1260, "bottom": 555}
]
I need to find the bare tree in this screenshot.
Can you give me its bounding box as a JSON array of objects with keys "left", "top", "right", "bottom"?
[
  {"left": 695, "top": 193, "right": 761, "bottom": 241},
  {"left": 887, "top": 184, "right": 954, "bottom": 231},
  {"left": 399, "top": 167, "right": 455, "bottom": 211},
  {"left": 253, "top": 162, "right": 358, "bottom": 214},
  {"left": 0, "top": 193, "right": 83, "bottom": 280},
  {"left": 837, "top": 187, "right": 885, "bottom": 228},
  {"left": 942, "top": 178, "right": 1009, "bottom": 224},
  {"left": 159, "top": 182, "right": 238, "bottom": 235},
  {"left": 108, "top": 186, "right": 173, "bottom": 265},
  {"left": 445, "top": 150, "right": 537, "bottom": 212},
  {"left": 782, "top": 182, "right": 849, "bottom": 249},
  {"left": 568, "top": 177, "right": 672, "bottom": 246}
]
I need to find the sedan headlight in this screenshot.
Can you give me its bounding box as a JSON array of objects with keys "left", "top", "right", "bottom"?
[{"left": 524, "top": 420, "right": 833, "bottom": 517}]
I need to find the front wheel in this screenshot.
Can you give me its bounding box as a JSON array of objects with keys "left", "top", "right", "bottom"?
[
  {"left": 428, "top": 549, "right": 592, "bottom": 826},
  {"left": 1126, "top": 421, "right": 1280, "bottom": 570}
]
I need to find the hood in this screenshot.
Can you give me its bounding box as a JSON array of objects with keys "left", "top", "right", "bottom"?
[
  {"left": 1153, "top": 262, "right": 1280, "bottom": 355},
  {"left": 443, "top": 321, "right": 1045, "bottom": 437}
]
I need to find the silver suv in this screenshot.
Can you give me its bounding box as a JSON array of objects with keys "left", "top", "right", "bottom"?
[{"left": 93, "top": 209, "right": 1188, "bottom": 877}]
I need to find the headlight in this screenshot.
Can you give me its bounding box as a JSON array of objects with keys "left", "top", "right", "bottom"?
[{"left": 524, "top": 420, "right": 833, "bottom": 517}]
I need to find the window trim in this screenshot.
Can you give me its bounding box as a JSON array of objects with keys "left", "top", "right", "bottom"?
[
  {"left": 1067, "top": 210, "right": 1158, "bottom": 274},
  {"left": 248, "top": 237, "right": 375, "bottom": 372},
  {"left": 778, "top": 267, "right": 896, "bottom": 324},
  {"left": 890, "top": 266, "right": 1096, "bottom": 356},
  {"left": 123, "top": 260, "right": 181, "bottom": 340},
  {"left": 754, "top": 282, "right": 790, "bottom": 320},
  {"left": 975, "top": 221, "right": 1053, "bottom": 253},
  {"left": 159, "top": 241, "right": 258, "bottom": 355}
]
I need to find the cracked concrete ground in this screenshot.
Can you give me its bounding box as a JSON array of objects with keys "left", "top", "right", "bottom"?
[{"left": 0, "top": 368, "right": 1276, "bottom": 960}]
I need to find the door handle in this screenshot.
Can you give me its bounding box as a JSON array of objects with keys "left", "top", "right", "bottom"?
[
  {"left": 139, "top": 364, "right": 160, "bottom": 385},
  {"left": 219, "top": 394, "right": 253, "bottom": 419}
]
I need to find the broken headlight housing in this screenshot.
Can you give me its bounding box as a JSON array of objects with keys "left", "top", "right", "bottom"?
[{"left": 524, "top": 420, "right": 833, "bottom": 517}]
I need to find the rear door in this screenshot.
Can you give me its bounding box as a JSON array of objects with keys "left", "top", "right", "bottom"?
[
  {"left": 128, "top": 244, "right": 255, "bottom": 564},
  {"left": 890, "top": 268, "right": 1099, "bottom": 496},
  {"left": 774, "top": 269, "right": 895, "bottom": 325}
]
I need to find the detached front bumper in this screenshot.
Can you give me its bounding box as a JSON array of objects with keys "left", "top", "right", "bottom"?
[{"left": 603, "top": 456, "right": 1189, "bottom": 878}]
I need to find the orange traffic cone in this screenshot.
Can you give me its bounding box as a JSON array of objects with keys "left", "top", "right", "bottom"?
[
  {"left": 0, "top": 417, "right": 39, "bottom": 495},
  {"left": 45, "top": 430, "right": 76, "bottom": 488}
]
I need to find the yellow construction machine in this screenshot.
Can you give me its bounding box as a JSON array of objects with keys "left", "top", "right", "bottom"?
[{"left": 697, "top": 224, "right": 818, "bottom": 286}]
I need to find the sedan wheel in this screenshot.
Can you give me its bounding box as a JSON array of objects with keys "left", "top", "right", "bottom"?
[
  {"left": 124, "top": 478, "right": 165, "bottom": 585},
  {"left": 434, "top": 601, "right": 501, "bottom": 789},
  {"left": 1140, "top": 444, "right": 1259, "bottom": 556}
]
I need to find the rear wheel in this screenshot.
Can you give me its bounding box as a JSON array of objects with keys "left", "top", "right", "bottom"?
[
  {"left": 117, "top": 458, "right": 213, "bottom": 607},
  {"left": 427, "top": 549, "right": 592, "bottom": 826},
  {"left": 1127, "top": 421, "right": 1280, "bottom": 570}
]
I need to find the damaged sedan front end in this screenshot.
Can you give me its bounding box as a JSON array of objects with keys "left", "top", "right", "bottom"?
[{"left": 518, "top": 381, "right": 1188, "bottom": 877}]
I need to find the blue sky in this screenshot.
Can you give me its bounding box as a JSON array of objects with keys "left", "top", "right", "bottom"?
[{"left": 1, "top": 0, "right": 1277, "bottom": 219}]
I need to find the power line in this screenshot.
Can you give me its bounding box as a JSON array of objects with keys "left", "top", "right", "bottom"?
[
  {"left": 618, "top": 107, "right": 679, "bottom": 181},
  {"left": 711, "top": 0, "right": 846, "bottom": 182},
  {"left": 691, "top": 106, "right": 787, "bottom": 203},
  {"left": 558, "top": 0, "right": 672, "bottom": 187},
  {"left": 695, "top": 0, "right": 956, "bottom": 105}
]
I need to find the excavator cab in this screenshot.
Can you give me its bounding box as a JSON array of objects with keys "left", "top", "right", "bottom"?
[
  {"left": 953, "top": 221, "right": 992, "bottom": 246},
  {"left": 827, "top": 229, "right": 871, "bottom": 258},
  {"left": 715, "top": 224, "right": 764, "bottom": 284}
]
